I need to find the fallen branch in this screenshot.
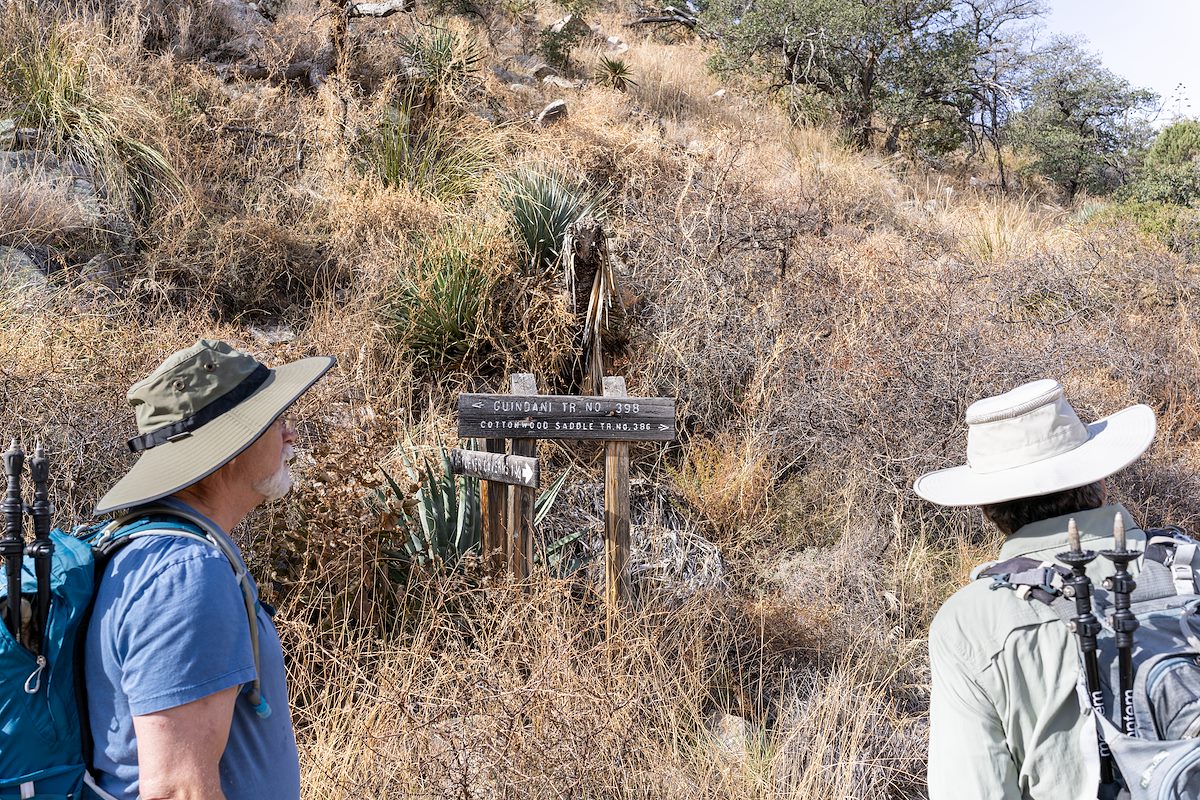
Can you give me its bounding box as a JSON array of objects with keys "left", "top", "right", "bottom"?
[
  {"left": 348, "top": 0, "right": 412, "bottom": 17},
  {"left": 625, "top": 6, "right": 697, "bottom": 28}
]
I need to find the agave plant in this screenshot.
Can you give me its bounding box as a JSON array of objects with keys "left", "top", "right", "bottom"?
[
  {"left": 400, "top": 26, "right": 485, "bottom": 98},
  {"left": 375, "top": 444, "right": 572, "bottom": 574}
]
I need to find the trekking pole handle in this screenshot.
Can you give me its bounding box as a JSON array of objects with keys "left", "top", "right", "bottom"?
[
  {"left": 1057, "top": 517, "right": 1115, "bottom": 785},
  {"left": 28, "top": 444, "right": 51, "bottom": 541},
  {"left": 1, "top": 441, "right": 26, "bottom": 639},
  {"left": 1101, "top": 512, "right": 1139, "bottom": 738},
  {"left": 27, "top": 444, "right": 53, "bottom": 656}
]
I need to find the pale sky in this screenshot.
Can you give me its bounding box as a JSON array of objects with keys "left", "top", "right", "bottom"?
[{"left": 1043, "top": 0, "right": 1199, "bottom": 122}]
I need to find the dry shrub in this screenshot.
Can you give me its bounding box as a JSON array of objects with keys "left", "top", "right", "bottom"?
[
  {"left": 0, "top": 168, "right": 94, "bottom": 250},
  {"left": 618, "top": 39, "right": 720, "bottom": 123},
  {"left": 284, "top": 563, "right": 925, "bottom": 800},
  {"left": 673, "top": 431, "right": 773, "bottom": 537}
]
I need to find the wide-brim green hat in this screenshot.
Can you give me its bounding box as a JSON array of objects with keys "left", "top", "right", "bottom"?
[{"left": 95, "top": 339, "right": 334, "bottom": 515}]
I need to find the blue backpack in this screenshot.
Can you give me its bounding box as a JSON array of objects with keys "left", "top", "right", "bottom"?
[{"left": 0, "top": 505, "right": 267, "bottom": 800}]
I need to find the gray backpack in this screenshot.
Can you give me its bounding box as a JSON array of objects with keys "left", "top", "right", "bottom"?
[{"left": 980, "top": 528, "right": 1200, "bottom": 799}]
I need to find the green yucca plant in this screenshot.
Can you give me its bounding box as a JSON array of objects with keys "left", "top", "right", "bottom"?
[
  {"left": 594, "top": 57, "right": 637, "bottom": 91},
  {"left": 0, "top": 10, "right": 181, "bottom": 223},
  {"left": 366, "top": 93, "right": 495, "bottom": 201},
  {"left": 382, "top": 230, "right": 494, "bottom": 372},
  {"left": 500, "top": 167, "right": 608, "bottom": 276},
  {"left": 376, "top": 444, "right": 571, "bottom": 573},
  {"left": 400, "top": 26, "right": 484, "bottom": 98}
]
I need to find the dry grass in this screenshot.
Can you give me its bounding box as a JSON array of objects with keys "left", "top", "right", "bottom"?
[{"left": 5, "top": 2, "right": 1200, "bottom": 798}]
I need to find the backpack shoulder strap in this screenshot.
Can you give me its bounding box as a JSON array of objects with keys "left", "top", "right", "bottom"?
[
  {"left": 976, "top": 556, "right": 1075, "bottom": 623},
  {"left": 97, "top": 505, "right": 272, "bottom": 720}
]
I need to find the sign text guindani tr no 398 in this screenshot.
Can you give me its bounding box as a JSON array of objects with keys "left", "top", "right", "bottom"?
[{"left": 457, "top": 393, "right": 676, "bottom": 441}]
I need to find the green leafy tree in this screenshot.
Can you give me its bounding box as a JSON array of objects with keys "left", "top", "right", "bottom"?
[
  {"left": 704, "top": 0, "right": 1041, "bottom": 160},
  {"left": 1009, "top": 37, "right": 1157, "bottom": 199},
  {"left": 1123, "top": 120, "right": 1200, "bottom": 205}
]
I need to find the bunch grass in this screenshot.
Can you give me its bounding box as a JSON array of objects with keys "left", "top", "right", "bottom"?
[{"left": 0, "top": 7, "right": 181, "bottom": 223}]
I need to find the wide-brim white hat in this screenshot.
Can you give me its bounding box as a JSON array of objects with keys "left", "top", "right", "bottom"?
[{"left": 913, "top": 379, "right": 1156, "bottom": 507}]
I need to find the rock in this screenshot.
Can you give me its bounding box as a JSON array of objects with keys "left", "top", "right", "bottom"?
[
  {"left": 541, "top": 75, "right": 583, "bottom": 90},
  {"left": 707, "top": 710, "right": 751, "bottom": 763},
  {"left": 492, "top": 66, "right": 535, "bottom": 86},
  {"left": 605, "top": 35, "right": 628, "bottom": 53},
  {"left": 472, "top": 105, "right": 499, "bottom": 125},
  {"left": 204, "top": 31, "right": 265, "bottom": 63},
  {"left": 423, "top": 715, "right": 501, "bottom": 799},
  {"left": 0, "top": 245, "right": 49, "bottom": 295},
  {"left": 685, "top": 139, "right": 704, "bottom": 155},
  {"left": 711, "top": 88, "right": 727, "bottom": 100},
  {"left": 249, "top": 324, "right": 297, "bottom": 346},
  {"left": 537, "top": 100, "right": 568, "bottom": 126},
  {"left": 78, "top": 253, "right": 124, "bottom": 290},
  {"left": 549, "top": 14, "right": 591, "bottom": 37},
  {"left": 512, "top": 55, "right": 559, "bottom": 80}
]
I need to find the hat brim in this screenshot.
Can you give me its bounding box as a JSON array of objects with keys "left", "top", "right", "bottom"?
[
  {"left": 913, "top": 403, "right": 1156, "bottom": 507},
  {"left": 94, "top": 356, "right": 335, "bottom": 515}
]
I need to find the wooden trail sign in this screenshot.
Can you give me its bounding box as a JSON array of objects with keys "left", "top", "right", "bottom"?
[
  {"left": 457, "top": 393, "right": 675, "bottom": 441},
  {"left": 457, "top": 373, "right": 676, "bottom": 611},
  {"left": 448, "top": 448, "right": 539, "bottom": 488}
]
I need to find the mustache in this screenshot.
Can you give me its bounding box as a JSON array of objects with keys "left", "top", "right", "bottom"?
[{"left": 282, "top": 444, "right": 295, "bottom": 463}]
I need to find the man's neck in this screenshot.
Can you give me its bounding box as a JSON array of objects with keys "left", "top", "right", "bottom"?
[{"left": 170, "top": 487, "right": 251, "bottom": 534}]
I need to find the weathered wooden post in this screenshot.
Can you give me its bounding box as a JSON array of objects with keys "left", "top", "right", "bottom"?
[
  {"left": 479, "top": 437, "right": 508, "bottom": 571},
  {"left": 508, "top": 373, "right": 538, "bottom": 580},
  {"left": 603, "top": 377, "right": 632, "bottom": 618},
  {"left": 451, "top": 442, "right": 538, "bottom": 572}
]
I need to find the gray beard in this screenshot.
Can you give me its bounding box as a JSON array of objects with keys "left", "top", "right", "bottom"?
[{"left": 254, "top": 445, "right": 294, "bottom": 501}]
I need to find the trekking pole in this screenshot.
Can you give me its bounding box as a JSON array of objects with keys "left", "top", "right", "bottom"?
[
  {"left": 1101, "top": 512, "right": 1139, "bottom": 738},
  {"left": 1057, "top": 517, "right": 1116, "bottom": 785},
  {"left": 1, "top": 440, "right": 26, "bottom": 640},
  {"left": 26, "top": 444, "right": 53, "bottom": 655}
]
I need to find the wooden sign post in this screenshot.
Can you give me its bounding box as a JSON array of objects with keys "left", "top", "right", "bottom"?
[
  {"left": 602, "top": 377, "right": 631, "bottom": 628},
  {"left": 447, "top": 446, "right": 539, "bottom": 573},
  {"left": 507, "top": 373, "right": 538, "bottom": 581},
  {"left": 480, "top": 438, "right": 507, "bottom": 571},
  {"left": 457, "top": 374, "right": 676, "bottom": 611}
]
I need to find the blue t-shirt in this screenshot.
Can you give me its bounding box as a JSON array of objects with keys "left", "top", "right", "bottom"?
[{"left": 84, "top": 499, "right": 300, "bottom": 800}]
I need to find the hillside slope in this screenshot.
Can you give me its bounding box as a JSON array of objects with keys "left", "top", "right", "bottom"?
[{"left": 3, "top": 1, "right": 1200, "bottom": 797}]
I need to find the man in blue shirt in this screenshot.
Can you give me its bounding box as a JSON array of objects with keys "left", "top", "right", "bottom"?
[{"left": 87, "top": 340, "right": 334, "bottom": 800}]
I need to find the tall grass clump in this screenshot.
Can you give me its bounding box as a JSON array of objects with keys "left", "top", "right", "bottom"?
[
  {"left": 381, "top": 229, "right": 497, "bottom": 372},
  {"left": 360, "top": 90, "right": 497, "bottom": 202},
  {"left": 0, "top": 9, "right": 181, "bottom": 222},
  {"left": 501, "top": 167, "right": 607, "bottom": 274}
]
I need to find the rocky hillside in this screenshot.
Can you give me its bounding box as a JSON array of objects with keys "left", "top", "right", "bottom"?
[{"left": 4, "top": 1, "right": 1200, "bottom": 797}]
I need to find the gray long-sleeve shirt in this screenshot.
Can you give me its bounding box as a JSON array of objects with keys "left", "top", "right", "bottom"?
[{"left": 927, "top": 504, "right": 1145, "bottom": 800}]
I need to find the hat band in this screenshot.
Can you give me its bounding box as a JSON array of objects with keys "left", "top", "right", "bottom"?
[{"left": 126, "top": 364, "right": 271, "bottom": 453}]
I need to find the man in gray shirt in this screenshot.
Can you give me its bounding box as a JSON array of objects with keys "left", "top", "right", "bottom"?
[{"left": 914, "top": 379, "right": 1156, "bottom": 799}]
